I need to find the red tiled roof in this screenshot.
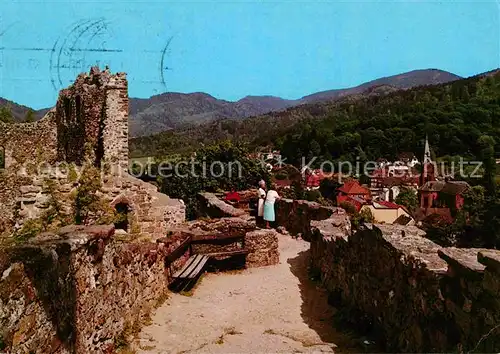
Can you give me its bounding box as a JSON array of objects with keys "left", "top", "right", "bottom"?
[
  {"left": 337, "top": 195, "right": 365, "bottom": 212},
  {"left": 338, "top": 180, "right": 370, "bottom": 195},
  {"left": 376, "top": 200, "right": 402, "bottom": 209}
]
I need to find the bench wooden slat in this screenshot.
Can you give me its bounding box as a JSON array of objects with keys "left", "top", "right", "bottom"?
[
  {"left": 179, "top": 254, "right": 204, "bottom": 278},
  {"left": 201, "top": 250, "right": 249, "bottom": 258},
  {"left": 164, "top": 236, "right": 192, "bottom": 265},
  {"left": 173, "top": 254, "right": 202, "bottom": 278},
  {"left": 188, "top": 255, "right": 210, "bottom": 279}
]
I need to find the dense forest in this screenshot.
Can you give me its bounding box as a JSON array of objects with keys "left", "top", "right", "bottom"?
[{"left": 130, "top": 70, "right": 500, "bottom": 165}]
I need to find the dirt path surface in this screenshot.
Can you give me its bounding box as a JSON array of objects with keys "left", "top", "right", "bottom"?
[{"left": 134, "top": 233, "right": 364, "bottom": 353}]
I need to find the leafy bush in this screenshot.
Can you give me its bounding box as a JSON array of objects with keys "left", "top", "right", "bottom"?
[
  {"left": 304, "top": 189, "right": 322, "bottom": 202},
  {"left": 339, "top": 201, "right": 374, "bottom": 230},
  {"left": 74, "top": 165, "right": 115, "bottom": 225},
  {"left": 395, "top": 188, "right": 418, "bottom": 212},
  {"left": 15, "top": 218, "right": 45, "bottom": 242},
  {"left": 274, "top": 169, "right": 288, "bottom": 180},
  {"left": 319, "top": 178, "right": 341, "bottom": 202}
]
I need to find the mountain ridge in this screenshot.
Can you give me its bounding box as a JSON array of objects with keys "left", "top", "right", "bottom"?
[{"left": 1, "top": 68, "right": 462, "bottom": 133}]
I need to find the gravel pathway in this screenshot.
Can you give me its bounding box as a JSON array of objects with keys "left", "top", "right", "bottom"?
[{"left": 134, "top": 233, "right": 364, "bottom": 353}]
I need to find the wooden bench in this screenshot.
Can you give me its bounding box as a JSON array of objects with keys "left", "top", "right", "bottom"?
[
  {"left": 202, "top": 249, "right": 250, "bottom": 258},
  {"left": 172, "top": 254, "right": 210, "bottom": 280}
]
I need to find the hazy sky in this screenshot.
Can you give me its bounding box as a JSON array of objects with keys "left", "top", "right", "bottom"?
[{"left": 1, "top": 0, "right": 499, "bottom": 109}]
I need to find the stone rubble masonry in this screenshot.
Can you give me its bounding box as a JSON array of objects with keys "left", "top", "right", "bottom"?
[
  {"left": 275, "top": 198, "right": 345, "bottom": 241},
  {"left": 0, "top": 111, "right": 58, "bottom": 170},
  {"left": 0, "top": 225, "right": 191, "bottom": 354},
  {"left": 0, "top": 112, "right": 58, "bottom": 232},
  {"left": 11, "top": 170, "right": 185, "bottom": 240},
  {"left": 102, "top": 73, "right": 129, "bottom": 171},
  {"left": 244, "top": 229, "right": 280, "bottom": 267},
  {"left": 197, "top": 192, "right": 250, "bottom": 219},
  {"left": 309, "top": 221, "right": 500, "bottom": 352}
]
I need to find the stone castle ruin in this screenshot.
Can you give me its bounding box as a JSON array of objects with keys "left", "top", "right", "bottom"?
[{"left": 0, "top": 67, "right": 185, "bottom": 238}]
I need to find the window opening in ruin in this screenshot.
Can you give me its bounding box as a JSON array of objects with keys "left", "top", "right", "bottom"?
[
  {"left": 75, "top": 95, "right": 82, "bottom": 123},
  {"left": 95, "top": 104, "right": 106, "bottom": 168},
  {"left": 64, "top": 97, "right": 72, "bottom": 122},
  {"left": 114, "top": 203, "right": 130, "bottom": 231},
  {"left": 0, "top": 146, "right": 5, "bottom": 169}
]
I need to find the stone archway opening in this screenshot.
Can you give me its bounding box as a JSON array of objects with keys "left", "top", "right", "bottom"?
[{"left": 114, "top": 202, "right": 130, "bottom": 232}]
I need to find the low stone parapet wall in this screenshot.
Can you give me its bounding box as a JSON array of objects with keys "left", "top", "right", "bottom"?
[
  {"left": 197, "top": 192, "right": 249, "bottom": 219},
  {"left": 244, "top": 230, "right": 279, "bottom": 267},
  {"left": 0, "top": 225, "right": 190, "bottom": 354},
  {"left": 310, "top": 222, "right": 500, "bottom": 352},
  {"left": 275, "top": 199, "right": 344, "bottom": 240}
]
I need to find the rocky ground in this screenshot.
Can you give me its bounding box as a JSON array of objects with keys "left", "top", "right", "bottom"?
[{"left": 133, "top": 233, "right": 369, "bottom": 353}]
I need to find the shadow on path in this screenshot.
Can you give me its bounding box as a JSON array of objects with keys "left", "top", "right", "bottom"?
[{"left": 287, "top": 249, "right": 383, "bottom": 353}]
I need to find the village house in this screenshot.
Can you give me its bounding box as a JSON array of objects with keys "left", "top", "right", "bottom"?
[
  {"left": 369, "top": 151, "right": 422, "bottom": 202},
  {"left": 370, "top": 168, "right": 420, "bottom": 202},
  {"left": 336, "top": 179, "right": 372, "bottom": 205},
  {"left": 336, "top": 180, "right": 414, "bottom": 225},
  {"left": 417, "top": 179, "right": 470, "bottom": 220},
  {"left": 413, "top": 134, "right": 471, "bottom": 221},
  {"left": 304, "top": 169, "right": 338, "bottom": 190},
  {"left": 360, "top": 200, "right": 414, "bottom": 225}
]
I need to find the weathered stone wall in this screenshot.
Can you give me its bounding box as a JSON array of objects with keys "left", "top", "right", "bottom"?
[
  {"left": 275, "top": 199, "right": 343, "bottom": 240},
  {"left": 10, "top": 170, "right": 185, "bottom": 240},
  {"left": 0, "top": 225, "right": 190, "bottom": 353},
  {"left": 310, "top": 222, "right": 500, "bottom": 352},
  {"left": 245, "top": 229, "right": 279, "bottom": 267},
  {"left": 102, "top": 73, "right": 129, "bottom": 170},
  {"left": 197, "top": 192, "right": 249, "bottom": 219},
  {"left": 104, "top": 173, "right": 185, "bottom": 238},
  {"left": 0, "top": 112, "right": 58, "bottom": 170}
]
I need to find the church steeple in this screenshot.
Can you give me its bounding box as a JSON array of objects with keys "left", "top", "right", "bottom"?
[
  {"left": 420, "top": 134, "right": 436, "bottom": 186},
  {"left": 423, "top": 134, "right": 432, "bottom": 165}
]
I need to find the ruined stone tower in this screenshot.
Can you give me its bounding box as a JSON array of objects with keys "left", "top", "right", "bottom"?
[{"left": 55, "top": 66, "right": 129, "bottom": 170}]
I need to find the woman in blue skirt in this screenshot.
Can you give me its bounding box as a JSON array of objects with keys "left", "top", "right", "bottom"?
[{"left": 263, "top": 183, "right": 280, "bottom": 229}]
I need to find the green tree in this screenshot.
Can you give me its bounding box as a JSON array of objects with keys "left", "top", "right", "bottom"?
[
  {"left": 319, "top": 178, "right": 341, "bottom": 202},
  {"left": 395, "top": 188, "right": 419, "bottom": 212},
  {"left": 477, "top": 135, "right": 496, "bottom": 197},
  {"left": 74, "top": 165, "right": 115, "bottom": 225},
  {"left": 24, "top": 109, "right": 35, "bottom": 123},
  {"left": 0, "top": 106, "right": 13, "bottom": 123}
]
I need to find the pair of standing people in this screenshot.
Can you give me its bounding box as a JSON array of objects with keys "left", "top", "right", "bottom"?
[{"left": 257, "top": 180, "right": 280, "bottom": 229}]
